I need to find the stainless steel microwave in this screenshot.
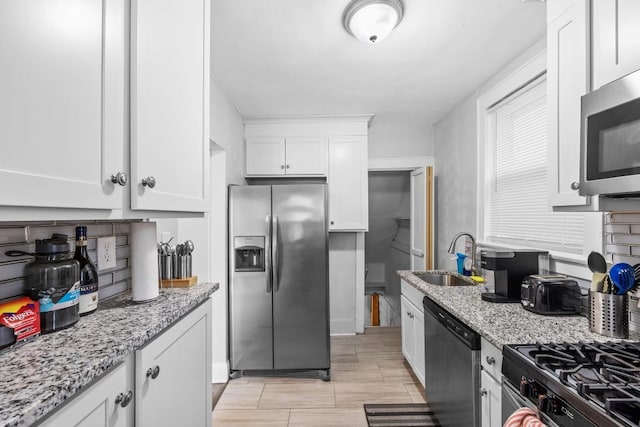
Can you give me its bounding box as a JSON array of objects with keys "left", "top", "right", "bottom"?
[{"left": 580, "top": 68, "right": 640, "bottom": 197}]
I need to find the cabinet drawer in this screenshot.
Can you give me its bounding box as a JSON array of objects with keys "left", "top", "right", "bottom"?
[
  {"left": 481, "top": 337, "right": 502, "bottom": 379},
  {"left": 401, "top": 280, "right": 425, "bottom": 311}
]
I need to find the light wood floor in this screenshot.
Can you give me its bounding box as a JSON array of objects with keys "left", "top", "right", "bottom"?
[{"left": 211, "top": 326, "right": 426, "bottom": 426}]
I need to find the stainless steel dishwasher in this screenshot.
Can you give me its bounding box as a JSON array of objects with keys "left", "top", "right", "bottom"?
[{"left": 423, "top": 296, "right": 481, "bottom": 427}]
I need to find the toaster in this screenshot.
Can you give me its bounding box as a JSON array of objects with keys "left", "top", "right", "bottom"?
[{"left": 521, "top": 275, "right": 582, "bottom": 315}]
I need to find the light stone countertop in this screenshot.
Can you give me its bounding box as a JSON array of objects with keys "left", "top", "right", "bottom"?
[
  {"left": 398, "top": 270, "right": 640, "bottom": 349},
  {"left": 0, "top": 282, "right": 218, "bottom": 427}
]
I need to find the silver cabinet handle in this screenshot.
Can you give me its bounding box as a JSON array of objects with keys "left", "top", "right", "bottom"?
[
  {"left": 115, "top": 391, "right": 133, "bottom": 408},
  {"left": 110, "top": 172, "right": 128, "bottom": 186},
  {"left": 481, "top": 388, "right": 487, "bottom": 396},
  {"left": 146, "top": 365, "right": 160, "bottom": 379},
  {"left": 141, "top": 176, "right": 156, "bottom": 188},
  {"left": 486, "top": 356, "right": 495, "bottom": 365},
  {"left": 570, "top": 181, "right": 580, "bottom": 190}
]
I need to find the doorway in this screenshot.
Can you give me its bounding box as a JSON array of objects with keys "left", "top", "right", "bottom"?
[{"left": 365, "top": 171, "right": 411, "bottom": 327}]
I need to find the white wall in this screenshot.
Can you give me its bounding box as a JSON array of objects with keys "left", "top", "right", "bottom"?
[
  {"left": 368, "top": 112, "right": 435, "bottom": 159},
  {"left": 434, "top": 39, "right": 547, "bottom": 270}
]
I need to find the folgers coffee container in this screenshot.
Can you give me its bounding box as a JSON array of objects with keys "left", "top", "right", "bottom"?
[{"left": 25, "top": 234, "right": 80, "bottom": 333}]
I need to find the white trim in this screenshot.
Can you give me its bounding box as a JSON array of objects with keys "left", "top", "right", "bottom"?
[
  {"left": 368, "top": 156, "right": 434, "bottom": 171},
  {"left": 211, "top": 361, "right": 229, "bottom": 384},
  {"left": 244, "top": 114, "right": 374, "bottom": 125},
  {"left": 355, "top": 231, "right": 365, "bottom": 334}
]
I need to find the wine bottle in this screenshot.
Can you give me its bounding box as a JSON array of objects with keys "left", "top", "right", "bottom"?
[{"left": 74, "top": 226, "right": 99, "bottom": 316}]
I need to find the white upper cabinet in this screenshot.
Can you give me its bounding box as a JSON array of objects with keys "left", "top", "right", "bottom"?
[
  {"left": 547, "top": 0, "right": 592, "bottom": 208},
  {"left": 328, "top": 136, "right": 368, "bottom": 231},
  {"left": 592, "top": 0, "right": 640, "bottom": 89},
  {"left": 0, "top": 0, "right": 126, "bottom": 210},
  {"left": 245, "top": 137, "right": 327, "bottom": 176},
  {"left": 244, "top": 116, "right": 371, "bottom": 232},
  {"left": 130, "top": 0, "right": 210, "bottom": 212}
]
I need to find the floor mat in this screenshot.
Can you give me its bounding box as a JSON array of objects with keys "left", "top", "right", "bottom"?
[{"left": 364, "top": 403, "right": 440, "bottom": 427}]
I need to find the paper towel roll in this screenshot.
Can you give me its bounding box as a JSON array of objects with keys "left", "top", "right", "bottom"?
[{"left": 130, "top": 221, "right": 159, "bottom": 302}]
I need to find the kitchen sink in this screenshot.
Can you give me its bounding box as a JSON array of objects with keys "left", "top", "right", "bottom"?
[{"left": 413, "top": 271, "right": 477, "bottom": 286}]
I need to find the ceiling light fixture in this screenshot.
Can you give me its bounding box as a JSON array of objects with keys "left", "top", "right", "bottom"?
[{"left": 343, "top": 0, "right": 404, "bottom": 44}]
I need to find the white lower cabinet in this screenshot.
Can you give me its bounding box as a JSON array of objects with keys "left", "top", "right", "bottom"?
[
  {"left": 40, "top": 355, "right": 134, "bottom": 427},
  {"left": 135, "top": 301, "right": 212, "bottom": 427},
  {"left": 400, "top": 280, "right": 425, "bottom": 387},
  {"left": 38, "top": 301, "right": 211, "bottom": 427},
  {"left": 481, "top": 370, "right": 502, "bottom": 427},
  {"left": 480, "top": 338, "right": 503, "bottom": 427}
]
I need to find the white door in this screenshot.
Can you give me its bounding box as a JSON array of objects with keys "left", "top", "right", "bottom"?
[
  {"left": 0, "top": 0, "right": 125, "bottom": 210},
  {"left": 410, "top": 167, "right": 433, "bottom": 270},
  {"left": 130, "top": 0, "right": 209, "bottom": 212}
]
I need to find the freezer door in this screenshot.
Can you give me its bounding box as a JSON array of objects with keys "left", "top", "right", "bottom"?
[
  {"left": 272, "top": 184, "right": 330, "bottom": 369},
  {"left": 229, "top": 185, "right": 273, "bottom": 370}
]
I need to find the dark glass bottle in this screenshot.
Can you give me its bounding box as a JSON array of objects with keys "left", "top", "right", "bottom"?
[
  {"left": 74, "top": 226, "right": 99, "bottom": 316},
  {"left": 25, "top": 234, "right": 80, "bottom": 333}
]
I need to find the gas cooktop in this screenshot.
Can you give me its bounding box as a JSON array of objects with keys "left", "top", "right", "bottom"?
[{"left": 503, "top": 341, "right": 640, "bottom": 427}]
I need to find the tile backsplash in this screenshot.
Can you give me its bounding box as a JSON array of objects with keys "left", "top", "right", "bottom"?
[
  {"left": 604, "top": 212, "right": 640, "bottom": 333},
  {"left": 0, "top": 221, "right": 132, "bottom": 302}
]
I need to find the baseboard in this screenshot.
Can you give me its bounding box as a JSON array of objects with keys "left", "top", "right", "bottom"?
[{"left": 211, "top": 361, "right": 229, "bottom": 383}]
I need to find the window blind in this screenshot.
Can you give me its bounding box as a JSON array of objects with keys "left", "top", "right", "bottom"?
[{"left": 486, "top": 78, "right": 585, "bottom": 254}]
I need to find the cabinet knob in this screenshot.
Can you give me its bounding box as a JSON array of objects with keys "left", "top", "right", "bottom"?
[
  {"left": 330, "top": 221, "right": 334, "bottom": 225},
  {"left": 146, "top": 365, "right": 160, "bottom": 379},
  {"left": 570, "top": 181, "right": 580, "bottom": 191},
  {"left": 280, "top": 165, "right": 285, "bottom": 169},
  {"left": 286, "top": 164, "right": 290, "bottom": 169},
  {"left": 115, "top": 390, "right": 133, "bottom": 408},
  {"left": 110, "top": 172, "right": 128, "bottom": 187},
  {"left": 486, "top": 356, "right": 495, "bottom": 365},
  {"left": 480, "top": 388, "right": 487, "bottom": 396},
  {"left": 141, "top": 176, "right": 156, "bottom": 188}
]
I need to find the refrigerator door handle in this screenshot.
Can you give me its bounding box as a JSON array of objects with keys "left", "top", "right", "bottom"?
[
  {"left": 265, "top": 214, "right": 272, "bottom": 293},
  {"left": 272, "top": 214, "right": 280, "bottom": 292}
]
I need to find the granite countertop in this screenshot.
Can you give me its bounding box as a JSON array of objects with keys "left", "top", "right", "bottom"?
[
  {"left": 398, "top": 270, "right": 640, "bottom": 349},
  {"left": 0, "top": 282, "right": 218, "bottom": 427}
]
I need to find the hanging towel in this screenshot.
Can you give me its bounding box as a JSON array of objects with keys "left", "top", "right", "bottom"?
[{"left": 504, "top": 407, "right": 547, "bottom": 427}]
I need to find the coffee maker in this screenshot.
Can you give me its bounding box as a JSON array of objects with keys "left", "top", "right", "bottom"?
[{"left": 480, "top": 250, "right": 547, "bottom": 303}]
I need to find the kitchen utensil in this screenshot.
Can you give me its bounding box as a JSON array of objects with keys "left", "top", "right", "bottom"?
[
  {"left": 587, "top": 251, "right": 608, "bottom": 274},
  {"left": 184, "top": 239, "right": 194, "bottom": 255},
  {"left": 589, "top": 291, "right": 629, "bottom": 338},
  {"left": 590, "top": 272, "right": 606, "bottom": 293},
  {"left": 602, "top": 274, "right": 612, "bottom": 294},
  {"left": 609, "top": 262, "right": 635, "bottom": 295}
]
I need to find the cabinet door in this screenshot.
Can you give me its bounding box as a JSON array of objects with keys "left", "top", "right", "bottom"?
[
  {"left": 413, "top": 307, "right": 426, "bottom": 388},
  {"left": 481, "top": 370, "right": 502, "bottom": 427},
  {"left": 245, "top": 137, "right": 286, "bottom": 175},
  {"left": 0, "top": 0, "right": 125, "bottom": 210},
  {"left": 130, "top": 0, "right": 210, "bottom": 212},
  {"left": 40, "top": 359, "right": 133, "bottom": 427},
  {"left": 285, "top": 137, "right": 328, "bottom": 175},
  {"left": 400, "top": 295, "right": 415, "bottom": 366},
  {"left": 328, "top": 136, "right": 368, "bottom": 231},
  {"left": 135, "top": 301, "right": 212, "bottom": 427},
  {"left": 547, "top": 1, "right": 592, "bottom": 208},
  {"left": 593, "top": 0, "right": 640, "bottom": 89}
]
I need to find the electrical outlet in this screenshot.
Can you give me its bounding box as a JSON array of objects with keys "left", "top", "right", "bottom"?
[{"left": 97, "top": 236, "right": 117, "bottom": 271}]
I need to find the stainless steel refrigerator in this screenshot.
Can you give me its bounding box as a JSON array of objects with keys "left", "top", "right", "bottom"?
[{"left": 228, "top": 184, "right": 330, "bottom": 379}]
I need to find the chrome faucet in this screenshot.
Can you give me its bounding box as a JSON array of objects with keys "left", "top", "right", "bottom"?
[{"left": 447, "top": 232, "right": 478, "bottom": 275}]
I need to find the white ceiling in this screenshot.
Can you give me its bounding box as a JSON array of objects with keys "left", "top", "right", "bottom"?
[{"left": 211, "top": 0, "right": 547, "bottom": 125}]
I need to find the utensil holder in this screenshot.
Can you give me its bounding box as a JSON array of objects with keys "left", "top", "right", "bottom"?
[
  {"left": 158, "top": 254, "right": 172, "bottom": 280},
  {"left": 175, "top": 254, "right": 192, "bottom": 279},
  {"left": 589, "top": 291, "right": 629, "bottom": 338}
]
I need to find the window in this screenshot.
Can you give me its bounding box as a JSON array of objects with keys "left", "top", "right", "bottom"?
[{"left": 483, "top": 76, "right": 585, "bottom": 254}]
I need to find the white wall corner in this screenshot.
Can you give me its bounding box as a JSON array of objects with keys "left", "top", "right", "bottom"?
[{"left": 211, "top": 361, "right": 229, "bottom": 384}]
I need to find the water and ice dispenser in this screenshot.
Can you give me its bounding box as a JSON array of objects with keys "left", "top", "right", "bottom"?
[{"left": 234, "top": 236, "right": 265, "bottom": 272}]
